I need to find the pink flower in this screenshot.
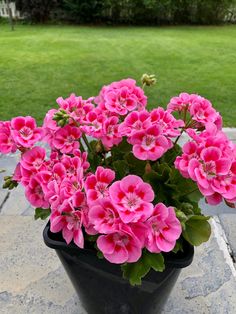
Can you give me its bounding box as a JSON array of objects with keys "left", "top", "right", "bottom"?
[
  {"left": 60, "top": 177, "right": 84, "bottom": 206},
  {"left": 20, "top": 146, "right": 46, "bottom": 171},
  {"left": 56, "top": 94, "right": 94, "bottom": 123},
  {"left": 167, "top": 93, "right": 195, "bottom": 112},
  {"left": 129, "top": 125, "right": 171, "bottom": 161},
  {"left": 97, "top": 225, "right": 142, "bottom": 264},
  {"left": 74, "top": 150, "right": 90, "bottom": 171},
  {"left": 188, "top": 147, "right": 232, "bottom": 196},
  {"left": 53, "top": 125, "right": 81, "bottom": 154},
  {"left": 100, "top": 116, "right": 122, "bottom": 149},
  {"left": 175, "top": 141, "right": 198, "bottom": 178},
  {"left": 50, "top": 200, "right": 84, "bottom": 248},
  {"left": 118, "top": 110, "right": 151, "bottom": 136},
  {"left": 0, "top": 121, "right": 17, "bottom": 154},
  {"left": 97, "top": 78, "right": 147, "bottom": 115},
  {"left": 189, "top": 96, "right": 219, "bottom": 125},
  {"left": 42, "top": 109, "right": 59, "bottom": 146},
  {"left": 168, "top": 93, "right": 221, "bottom": 129},
  {"left": 210, "top": 161, "right": 236, "bottom": 202},
  {"left": 109, "top": 175, "right": 154, "bottom": 223},
  {"left": 60, "top": 155, "right": 84, "bottom": 179},
  {"left": 81, "top": 110, "right": 104, "bottom": 138},
  {"left": 85, "top": 166, "right": 115, "bottom": 205},
  {"left": 25, "top": 173, "right": 49, "bottom": 208},
  {"left": 145, "top": 203, "right": 181, "bottom": 253},
  {"left": 88, "top": 198, "right": 120, "bottom": 234},
  {"left": 150, "top": 107, "right": 184, "bottom": 137},
  {"left": 19, "top": 147, "right": 47, "bottom": 186},
  {"left": 11, "top": 116, "right": 42, "bottom": 148}
]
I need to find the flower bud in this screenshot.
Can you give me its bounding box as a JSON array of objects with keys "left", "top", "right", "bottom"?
[
  {"left": 95, "top": 141, "right": 103, "bottom": 153},
  {"left": 141, "top": 74, "right": 157, "bottom": 87},
  {"left": 3, "top": 175, "right": 18, "bottom": 190},
  {"left": 53, "top": 109, "right": 70, "bottom": 127},
  {"left": 145, "top": 162, "right": 152, "bottom": 174}
]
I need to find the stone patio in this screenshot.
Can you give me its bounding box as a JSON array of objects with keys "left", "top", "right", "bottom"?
[{"left": 0, "top": 129, "right": 236, "bottom": 314}]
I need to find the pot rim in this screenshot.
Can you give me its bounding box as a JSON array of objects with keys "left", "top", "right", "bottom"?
[{"left": 43, "top": 221, "right": 194, "bottom": 269}]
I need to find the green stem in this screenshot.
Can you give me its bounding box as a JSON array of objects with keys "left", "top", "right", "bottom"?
[
  {"left": 82, "top": 134, "right": 92, "bottom": 152},
  {"left": 182, "top": 188, "right": 199, "bottom": 198},
  {"left": 79, "top": 139, "right": 85, "bottom": 152}
]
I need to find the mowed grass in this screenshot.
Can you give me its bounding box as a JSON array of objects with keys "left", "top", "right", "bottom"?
[{"left": 0, "top": 24, "right": 236, "bottom": 125}]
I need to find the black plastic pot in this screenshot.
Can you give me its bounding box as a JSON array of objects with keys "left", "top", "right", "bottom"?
[{"left": 43, "top": 223, "right": 194, "bottom": 314}]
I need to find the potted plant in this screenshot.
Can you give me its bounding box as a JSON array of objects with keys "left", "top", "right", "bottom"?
[{"left": 1, "top": 75, "right": 235, "bottom": 314}]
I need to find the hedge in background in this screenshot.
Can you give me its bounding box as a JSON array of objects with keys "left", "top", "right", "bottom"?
[{"left": 15, "top": 0, "right": 236, "bottom": 24}]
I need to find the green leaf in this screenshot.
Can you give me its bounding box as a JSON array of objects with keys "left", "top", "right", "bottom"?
[
  {"left": 34, "top": 207, "right": 50, "bottom": 220},
  {"left": 172, "top": 239, "right": 184, "bottom": 253},
  {"left": 121, "top": 251, "right": 164, "bottom": 286},
  {"left": 144, "top": 251, "right": 165, "bottom": 272},
  {"left": 111, "top": 138, "right": 132, "bottom": 160},
  {"left": 112, "top": 160, "right": 129, "bottom": 179},
  {"left": 161, "top": 144, "right": 182, "bottom": 164},
  {"left": 125, "top": 153, "right": 146, "bottom": 176},
  {"left": 169, "top": 167, "right": 202, "bottom": 203},
  {"left": 94, "top": 242, "right": 104, "bottom": 259},
  {"left": 183, "top": 215, "right": 211, "bottom": 246}
]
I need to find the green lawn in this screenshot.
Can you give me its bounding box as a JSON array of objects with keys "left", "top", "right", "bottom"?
[{"left": 0, "top": 24, "right": 236, "bottom": 126}]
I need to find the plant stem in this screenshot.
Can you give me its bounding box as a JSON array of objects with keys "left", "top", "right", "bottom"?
[
  {"left": 79, "top": 139, "right": 85, "bottom": 152},
  {"left": 182, "top": 188, "right": 199, "bottom": 198},
  {"left": 82, "top": 134, "right": 92, "bottom": 152},
  {"left": 71, "top": 117, "right": 92, "bottom": 152}
]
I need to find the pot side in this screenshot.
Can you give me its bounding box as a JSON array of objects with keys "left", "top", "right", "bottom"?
[{"left": 43, "top": 223, "right": 194, "bottom": 314}]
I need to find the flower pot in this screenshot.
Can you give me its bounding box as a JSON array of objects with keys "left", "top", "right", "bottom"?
[{"left": 43, "top": 223, "right": 194, "bottom": 314}]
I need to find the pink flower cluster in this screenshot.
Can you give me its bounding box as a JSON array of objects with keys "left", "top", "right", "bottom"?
[
  {"left": 1, "top": 77, "right": 235, "bottom": 267},
  {"left": 175, "top": 124, "right": 236, "bottom": 205},
  {"left": 168, "top": 93, "right": 222, "bottom": 129},
  {"left": 0, "top": 117, "right": 42, "bottom": 153},
  {"left": 43, "top": 79, "right": 147, "bottom": 151},
  {"left": 95, "top": 78, "right": 147, "bottom": 115},
  {"left": 13, "top": 145, "right": 90, "bottom": 248},
  {"left": 12, "top": 144, "right": 182, "bottom": 262},
  {"left": 86, "top": 172, "right": 181, "bottom": 263},
  {"left": 119, "top": 107, "right": 183, "bottom": 160}
]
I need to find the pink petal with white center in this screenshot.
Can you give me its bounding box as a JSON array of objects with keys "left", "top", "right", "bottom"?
[
  {"left": 97, "top": 234, "right": 116, "bottom": 255},
  {"left": 155, "top": 236, "right": 175, "bottom": 252},
  {"left": 109, "top": 181, "right": 125, "bottom": 203},
  {"left": 73, "top": 229, "right": 84, "bottom": 248},
  {"left": 188, "top": 159, "right": 199, "bottom": 180},
  {"left": 126, "top": 243, "right": 142, "bottom": 263},
  {"left": 200, "top": 147, "right": 221, "bottom": 162},
  {"left": 104, "top": 246, "right": 129, "bottom": 264},
  {"left": 133, "top": 145, "right": 148, "bottom": 160},
  {"left": 119, "top": 175, "right": 143, "bottom": 193},
  {"left": 62, "top": 226, "right": 74, "bottom": 244},
  {"left": 195, "top": 168, "right": 209, "bottom": 189},
  {"left": 50, "top": 215, "right": 65, "bottom": 233},
  {"left": 206, "top": 193, "right": 222, "bottom": 205},
  {"left": 215, "top": 159, "right": 231, "bottom": 175},
  {"left": 135, "top": 182, "right": 154, "bottom": 202}
]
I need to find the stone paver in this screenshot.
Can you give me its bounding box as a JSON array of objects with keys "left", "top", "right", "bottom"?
[
  {"left": 218, "top": 214, "right": 236, "bottom": 260},
  {"left": 0, "top": 216, "right": 236, "bottom": 314}
]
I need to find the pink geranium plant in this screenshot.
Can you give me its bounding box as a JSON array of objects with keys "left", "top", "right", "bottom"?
[{"left": 1, "top": 75, "right": 235, "bottom": 285}]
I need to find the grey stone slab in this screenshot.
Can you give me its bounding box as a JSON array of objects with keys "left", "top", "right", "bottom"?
[
  {"left": 0, "top": 185, "right": 33, "bottom": 216},
  {"left": 163, "top": 220, "right": 236, "bottom": 313},
  {"left": 0, "top": 190, "right": 9, "bottom": 209},
  {"left": 218, "top": 214, "right": 236, "bottom": 260},
  {"left": 1, "top": 216, "right": 236, "bottom": 314},
  {"left": 199, "top": 198, "right": 236, "bottom": 215}
]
